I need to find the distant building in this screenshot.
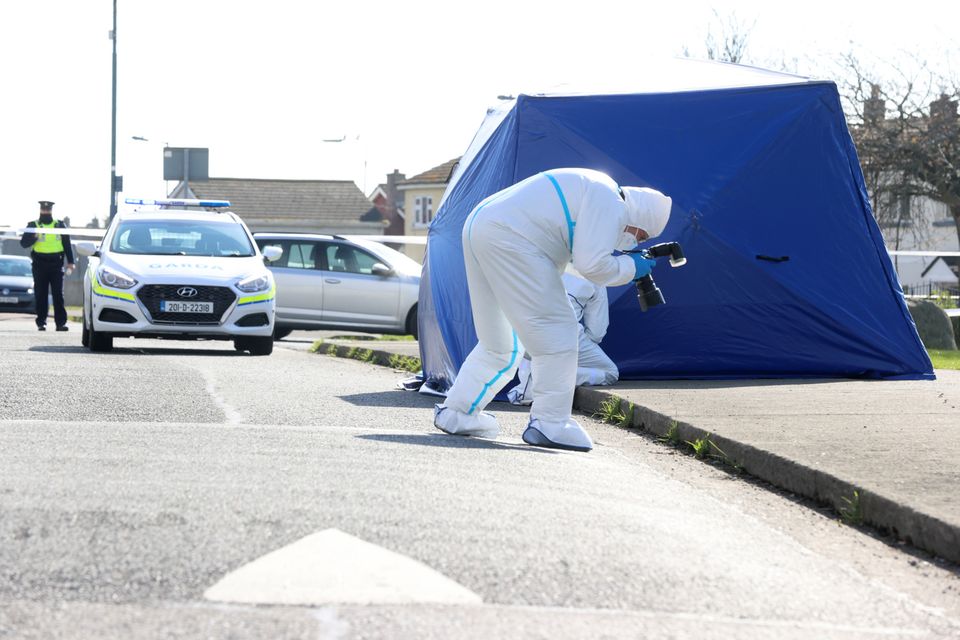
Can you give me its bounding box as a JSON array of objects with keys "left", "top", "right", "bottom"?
[
  {"left": 368, "top": 169, "right": 406, "bottom": 239},
  {"left": 397, "top": 157, "right": 459, "bottom": 262},
  {"left": 881, "top": 199, "right": 959, "bottom": 293},
  {"left": 170, "top": 177, "right": 383, "bottom": 235},
  {"left": 856, "top": 89, "right": 960, "bottom": 292}
]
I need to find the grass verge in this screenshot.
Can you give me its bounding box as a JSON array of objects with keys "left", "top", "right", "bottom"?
[{"left": 928, "top": 349, "right": 960, "bottom": 370}]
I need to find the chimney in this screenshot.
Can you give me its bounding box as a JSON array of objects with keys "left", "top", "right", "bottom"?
[
  {"left": 386, "top": 169, "right": 406, "bottom": 208},
  {"left": 929, "top": 93, "right": 959, "bottom": 126},
  {"left": 864, "top": 83, "right": 885, "bottom": 126}
]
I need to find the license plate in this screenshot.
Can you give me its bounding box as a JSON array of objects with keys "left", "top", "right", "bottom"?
[
  {"left": 0, "top": 296, "right": 18, "bottom": 304},
  {"left": 160, "top": 300, "right": 214, "bottom": 313}
]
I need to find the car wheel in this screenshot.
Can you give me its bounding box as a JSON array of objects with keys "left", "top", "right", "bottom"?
[
  {"left": 273, "top": 327, "right": 292, "bottom": 340},
  {"left": 247, "top": 335, "right": 274, "bottom": 356},
  {"left": 405, "top": 304, "right": 418, "bottom": 339},
  {"left": 89, "top": 322, "right": 113, "bottom": 353},
  {"left": 81, "top": 312, "right": 90, "bottom": 348},
  {"left": 233, "top": 338, "right": 248, "bottom": 353}
]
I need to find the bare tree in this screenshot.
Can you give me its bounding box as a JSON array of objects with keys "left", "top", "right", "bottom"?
[
  {"left": 842, "top": 52, "right": 960, "bottom": 286},
  {"left": 681, "top": 10, "right": 756, "bottom": 65},
  {"left": 704, "top": 10, "right": 755, "bottom": 64}
]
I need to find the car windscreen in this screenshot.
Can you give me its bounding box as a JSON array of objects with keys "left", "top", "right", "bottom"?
[
  {"left": 0, "top": 258, "right": 32, "bottom": 277},
  {"left": 110, "top": 220, "right": 256, "bottom": 257}
]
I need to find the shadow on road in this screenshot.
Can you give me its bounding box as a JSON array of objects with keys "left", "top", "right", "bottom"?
[
  {"left": 356, "top": 432, "right": 561, "bottom": 454},
  {"left": 29, "top": 345, "right": 244, "bottom": 356},
  {"left": 27, "top": 345, "right": 90, "bottom": 354},
  {"left": 338, "top": 391, "right": 437, "bottom": 408},
  {"left": 613, "top": 377, "right": 850, "bottom": 390},
  {"left": 338, "top": 391, "right": 535, "bottom": 413}
]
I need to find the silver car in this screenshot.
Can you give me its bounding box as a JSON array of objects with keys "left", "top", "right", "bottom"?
[{"left": 253, "top": 233, "right": 421, "bottom": 338}]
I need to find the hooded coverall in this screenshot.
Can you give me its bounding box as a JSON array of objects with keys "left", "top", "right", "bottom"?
[
  {"left": 441, "top": 168, "right": 642, "bottom": 428},
  {"left": 508, "top": 272, "right": 619, "bottom": 405}
]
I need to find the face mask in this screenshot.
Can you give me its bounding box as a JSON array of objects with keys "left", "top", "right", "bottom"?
[
  {"left": 39, "top": 214, "right": 53, "bottom": 224},
  {"left": 615, "top": 231, "right": 639, "bottom": 252}
]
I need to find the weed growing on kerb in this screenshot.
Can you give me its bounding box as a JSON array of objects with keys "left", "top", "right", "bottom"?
[
  {"left": 839, "top": 490, "right": 863, "bottom": 526},
  {"left": 706, "top": 439, "right": 743, "bottom": 473},
  {"left": 659, "top": 420, "right": 683, "bottom": 446},
  {"left": 593, "top": 397, "right": 625, "bottom": 424},
  {"left": 619, "top": 402, "right": 635, "bottom": 428},
  {"left": 687, "top": 436, "right": 712, "bottom": 459},
  {"left": 388, "top": 354, "right": 422, "bottom": 373}
]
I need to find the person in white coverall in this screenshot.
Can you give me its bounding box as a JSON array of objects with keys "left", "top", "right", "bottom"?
[
  {"left": 507, "top": 272, "right": 618, "bottom": 406},
  {"left": 433, "top": 168, "right": 672, "bottom": 452}
]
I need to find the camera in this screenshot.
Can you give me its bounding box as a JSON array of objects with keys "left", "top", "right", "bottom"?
[{"left": 627, "top": 242, "right": 686, "bottom": 312}]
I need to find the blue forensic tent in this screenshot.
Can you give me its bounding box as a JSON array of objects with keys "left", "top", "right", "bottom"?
[{"left": 418, "top": 60, "right": 934, "bottom": 388}]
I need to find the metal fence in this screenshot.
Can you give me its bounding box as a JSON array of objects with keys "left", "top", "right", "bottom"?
[{"left": 902, "top": 282, "right": 960, "bottom": 299}]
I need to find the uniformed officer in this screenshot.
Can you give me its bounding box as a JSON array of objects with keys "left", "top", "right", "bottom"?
[{"left": 19, "top": 201, "right": 75, "bottom": 331}]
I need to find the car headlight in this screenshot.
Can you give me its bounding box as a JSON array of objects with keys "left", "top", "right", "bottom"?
[
  {"left": 236, "top": 274, "right": 271, "bottom": 292},
  {"left": 27, "top": 287, "right": 34, "bottom": 295},
  {"left": 98, "top": 265, "right": 138, "bottom": 289}
]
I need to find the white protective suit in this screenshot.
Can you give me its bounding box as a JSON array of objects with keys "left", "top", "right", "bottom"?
[
  {"left": 434, "top": 168, "right": 671, "bottom": 451},
  {"left": 507, "top": 272, "right": 618, "bottom": 406}
]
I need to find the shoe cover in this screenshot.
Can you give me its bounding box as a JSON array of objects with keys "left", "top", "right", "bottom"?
[
  {"left": 522, "top": 417, "right": 593, "bottom": 452},
  {"left": 434, "top": 404, "right": 500, "bottom": 439},
  {"left": 506, "top": 387, "right": 532, "bottom": 406}
]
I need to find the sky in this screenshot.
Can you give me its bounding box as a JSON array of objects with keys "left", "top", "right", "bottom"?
[{"left": 1, "top": 0, "right": 958, "bottom": 229}]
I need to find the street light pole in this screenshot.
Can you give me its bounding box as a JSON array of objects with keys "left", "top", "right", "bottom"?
[
  {"left": 322, "top": 134, "right": 368, "bottom": 194},
  {"left": 109, "top": 0, "right": 118, "bottom": 222}
]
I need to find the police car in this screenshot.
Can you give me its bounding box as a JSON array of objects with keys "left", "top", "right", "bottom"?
[{"left": 75, "top": 198, "right": 282, "bottom": 354}]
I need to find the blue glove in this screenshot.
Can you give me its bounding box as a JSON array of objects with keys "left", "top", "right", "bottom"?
[{"left": 630, "top": 254, "right": 657, "bottom": 280}]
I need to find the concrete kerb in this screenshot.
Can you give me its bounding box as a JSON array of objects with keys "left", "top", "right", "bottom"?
[
  {"left": 573, "top": 385, "right": 960, "bottom": 566},
  {"left": 311, "top": 339, "right": 421, "bottom": 373}
]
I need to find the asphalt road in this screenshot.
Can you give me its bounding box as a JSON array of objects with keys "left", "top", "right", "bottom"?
[{"left": 1, "top": 315, "right": 959, "bottom": 639}]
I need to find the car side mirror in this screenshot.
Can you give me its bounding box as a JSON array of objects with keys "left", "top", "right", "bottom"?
[
  {"left": 371, "top": 262, "right": 394, "bottom": 277},
  {"left": 262, "top": 246, "right": 283, "bottom": 262},
  {"left": 75, "top": 241, "right": 99, "bottom": 257}
]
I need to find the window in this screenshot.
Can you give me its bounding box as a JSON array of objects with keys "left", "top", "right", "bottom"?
[
  {"left": 0, "top": 258, "right": 32, "bottom": 277},
  {"left": 414, "top": 195, "right": 433, "bottom": 228},
  {"left": 255, "top": 240, "right": 319, "bottom": 269},
  {"left": 285, "top": 242, "right": 319, "bottom": 269},
  {"left": 112, "top": 220, "right": 255, "bottom": 256},
  {"left": 324, "top": 244, "right": 380, "bottom": 275}
]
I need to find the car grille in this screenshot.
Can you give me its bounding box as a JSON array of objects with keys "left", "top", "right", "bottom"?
[
  {"left": 0, "top": 299, "right": 33, "bottom": 310},
  {"left": 236, "top": 312, "right": 270, "bottom": 327},
  {"left": 99, "top": 308, "right": 137, "bottom": 324},
  {"left": 137, "top": 284, "right": 236, "bottom": 324}
]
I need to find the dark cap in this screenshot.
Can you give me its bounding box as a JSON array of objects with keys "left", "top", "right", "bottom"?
[{"left": 38, "top": 201, "right": 55, "bottom": 209}]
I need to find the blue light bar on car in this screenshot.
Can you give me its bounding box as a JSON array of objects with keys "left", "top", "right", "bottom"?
[{"left": 125, "top": 198, "right": 231, "bottom": 208}]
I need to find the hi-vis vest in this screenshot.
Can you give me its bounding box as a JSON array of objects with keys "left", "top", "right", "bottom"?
[{"left": 32, "top": 220, "right": 64, "bottom": 254}]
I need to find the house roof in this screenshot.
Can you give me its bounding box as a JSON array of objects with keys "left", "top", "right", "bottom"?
[
  {"left": 182, "top": 177, "right": 382, "bottom": 233},
  {"left": 919, "top": 256, "right": 954, "bottom": 279},
  {"left": 400, "top": 158, "right": 460, "bottom": 186}
]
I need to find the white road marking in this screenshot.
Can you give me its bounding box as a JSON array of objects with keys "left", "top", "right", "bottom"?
[
  {"left": 204, "top": 528, "right": 482, "bottom": 606},
  {"left": 196, "top": 367, "right": 243, "bottom": 425}
]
